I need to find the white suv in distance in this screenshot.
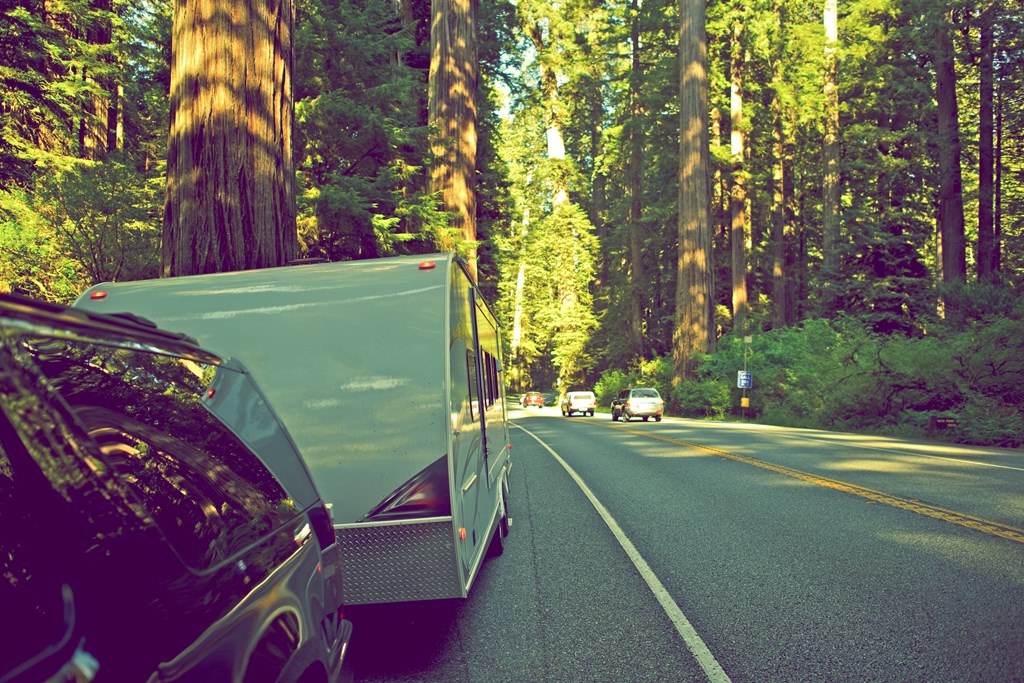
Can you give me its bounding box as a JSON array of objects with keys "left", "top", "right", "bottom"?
[{"left": 560, "top": 391, "right": 597, "bottom": 416}]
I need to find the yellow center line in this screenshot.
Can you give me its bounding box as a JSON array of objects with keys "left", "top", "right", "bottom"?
[{"left": 607, "top": 423, "right": 1024, "bottom": 546}]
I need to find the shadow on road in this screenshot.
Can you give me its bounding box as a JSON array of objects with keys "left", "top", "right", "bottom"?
[{"left": 345, "top": 598, "right": 464, "bottom": 680}]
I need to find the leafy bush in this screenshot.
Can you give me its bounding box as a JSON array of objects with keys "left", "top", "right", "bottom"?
[
  {"left": 593, "top": 369, "right": 631, "bottom": 407},
  {"left": 603, "top": 304, "right": 1024, "bottom": 447},
  {"left": 0, "top": 189, "right": 88, "bottom": 303},
  {"left": 670, "top": 380, "right": 732, "bottom": 418}
]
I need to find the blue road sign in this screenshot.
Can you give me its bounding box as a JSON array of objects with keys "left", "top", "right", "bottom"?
[{"left": 737, "top": 370, "right": 753, "bottom": 389}]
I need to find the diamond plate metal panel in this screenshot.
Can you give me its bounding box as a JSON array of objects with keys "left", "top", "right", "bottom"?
[{"left": 338, "top": 521, "right": 461, "bottom": 604}]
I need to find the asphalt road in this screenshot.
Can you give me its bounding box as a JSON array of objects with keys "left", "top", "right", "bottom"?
[{"left": 346, "top": 408, "right": 1024, "bottom": 682}]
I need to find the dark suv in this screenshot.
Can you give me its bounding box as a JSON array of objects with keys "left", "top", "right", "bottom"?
[{"left": 0, "top": 293, "right": 351, "bottom": 683}]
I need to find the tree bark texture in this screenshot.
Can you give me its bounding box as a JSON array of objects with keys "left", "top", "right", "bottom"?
[
  {"left": 730, "top": 14, "right": 747, "bottom": 335},
  {"left": 429, "top": 0, "right": 479, "bottom": 277},
  {"left": 163, "top": 0, "right": 297, "bottom": 277},
  {"left": 977, "top": 1, "right": 996, "bottom": 282},
  {"left": 934, "top": 8, "right": 966, "bottom": 285},
  {"left": 675, "top": 0, "right": 715, "bottom": 383},
  {"left": 770, "top": 12, "right": 794, "bottom": 329},
  {"left": 822, "top": 0, "right": 839, "bottom": 274},
  {"left": 628, "top": 0, "right": 645, "bottom": 359},
  {"left": 79, "top": 0, "right": 115, "bottom": 160}
]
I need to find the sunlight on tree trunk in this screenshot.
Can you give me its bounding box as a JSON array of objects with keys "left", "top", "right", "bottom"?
[
  {"left": 977, "top": 0, "right": 996, "bottom": 283},
  {"left": 429, "top": 0, "right": 479, "bottom": 277},
  {"left": 730, "top": 12, "right": 747, "bottom": 336},
  {"left": 674, "top": 0, "right": 715, "bottom": 383},
  {"left": 164, "top": 0, "right": 297, "bottom": 276},
  {"left": 822, "top": 0, "right": 839, "bottom": 279},
  {"left": 628, "top": 0, "right": 645, "bottom": 360}
]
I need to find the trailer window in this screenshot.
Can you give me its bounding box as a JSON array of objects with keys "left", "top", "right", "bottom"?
[
  {"left": 466, "top": 350, "right": 478, "bottom": 422},
  {"left": 481, "top": 351, "right": 499, "bottom": 411}
]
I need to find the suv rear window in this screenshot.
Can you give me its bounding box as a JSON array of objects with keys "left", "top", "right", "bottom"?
[
  {"left": 631, "top": 389, "right": 660, "bottom": 398},
  {"left": 15, "top": 334, "right": 298, "bottom": 571}
]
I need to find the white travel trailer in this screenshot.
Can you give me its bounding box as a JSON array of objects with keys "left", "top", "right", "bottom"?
[{"left": 75, "top": 253, "right": 512, "bottom": 605}]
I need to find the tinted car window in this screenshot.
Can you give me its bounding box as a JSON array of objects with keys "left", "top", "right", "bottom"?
[
  {"left": 0, "top": 337, "right": 189, "bottom": 680},
  {"left": 1, "top": 325, "right": 311, "bottom": 680},
  {"left": 19, "top": 335, "right": 297, "bottom": 571},
  {"left": 632, "top": 389, "right": 660, "bottom": 398}
]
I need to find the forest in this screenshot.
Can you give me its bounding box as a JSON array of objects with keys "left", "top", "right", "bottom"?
[{"left": 1, "top": 0, "right": 1022, "bottom": 446}]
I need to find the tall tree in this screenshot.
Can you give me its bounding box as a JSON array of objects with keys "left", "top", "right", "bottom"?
[
  {"left": 769, "top": 0, "right": 794, "bottom": 329},
  {"left": 729, "top": 5, "right": 748, "bottom": 335},
  {"left": 428, "top": 0, "right": 479, "bottom": 275},
  {"left": 674, "top": 0, "right": 715, "bottom": 382},
  {"left": 822, "top": 0, "right": 839, "bottom": 278},
  {"left": 977, "top": 0, "right": 996, "bottom": 283},
  {"left": 163, "top": 0, "right": 296, "bottom": 276},
  {"left": 933, "top": 4, "right": 966, "bottom": 288},
  {"left": 627, "top": 0, "right": 645, "bottom": 359}
]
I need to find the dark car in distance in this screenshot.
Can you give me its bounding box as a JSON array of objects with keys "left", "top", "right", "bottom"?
[{"left": 0, "top": 293, "right": 351, "bottom": 683}]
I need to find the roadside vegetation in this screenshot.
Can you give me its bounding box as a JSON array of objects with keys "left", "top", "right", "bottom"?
[{"left": 590, "top": 284, "right": 1024, "bottom": 447}]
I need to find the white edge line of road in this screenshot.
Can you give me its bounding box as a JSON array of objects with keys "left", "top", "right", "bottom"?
[{"left": 514, "top": 423, "right": 733, "bottom": 683}]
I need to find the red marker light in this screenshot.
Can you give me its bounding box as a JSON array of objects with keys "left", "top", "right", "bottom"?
[
  {"left": 419, "top": 261, "right": 436, "bottom": 271},
  {"left": 206, "top": 388, "right": 216, "bottom": 398},
  {"left": 459, "top": 527, "right": 467, "bottom": 540},
  {"left": 89, "top": 291, "right": 107, "bottom": 300}
]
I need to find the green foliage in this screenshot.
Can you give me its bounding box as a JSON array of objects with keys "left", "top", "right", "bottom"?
[
  {"left": 35, "top": 155, "right": 161, "bottom": 285},
  {"left": 294, "top": 0, "right": 454, "bottom": 261},
  {"left": 516, "top": 204, "right": 599, "bottom": 390},
  {"left": 0, "top": 189, "right": 87, "bottom": 303},
  {"left": 674, "top": 308, "right": 1024, "bottom": 446},
  {"left": 671, "top": 380, "right": 733, "bottom": 419}
]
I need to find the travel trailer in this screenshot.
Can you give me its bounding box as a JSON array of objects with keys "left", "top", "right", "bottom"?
[{"left": 75, "top": 253, "right": 512, "bottom": 605}]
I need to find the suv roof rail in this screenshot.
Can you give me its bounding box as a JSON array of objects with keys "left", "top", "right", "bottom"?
[{"left": 0, "top": 292, "right": 206, "bottom": 354}]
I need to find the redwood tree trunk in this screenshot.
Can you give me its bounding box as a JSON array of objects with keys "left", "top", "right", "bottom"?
[
  {"left": 428, "top": 0, "right": 479, "bottom": 276},
  {"left": 674, "top": 0, "right": 715, "bottom": 382},
  {"left": 730, "top": 13, "right": 747, "bottom": 335},
  {"left": 628, "top": 0, "right": 645, "bottom": 359},
  {"left": 935, "top": 8, "right": 966, "bottom": 286},
  {"left": 977, "top": 1, "right": 996, "bottom": 282},
  {"left": 163, "top": 0, "right": 297, "bottom": 276},
  {"left": 822, "top": 0, "right": 839, "bottom": 276}
]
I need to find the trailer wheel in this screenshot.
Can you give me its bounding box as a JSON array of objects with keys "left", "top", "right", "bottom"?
[{"left": 612, "top": 410, "right": 619, "bottom": 421}]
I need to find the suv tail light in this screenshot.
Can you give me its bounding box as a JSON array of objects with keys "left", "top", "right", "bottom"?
[{"left": 307, "top": 502, "right": 337, "bottom": 550}]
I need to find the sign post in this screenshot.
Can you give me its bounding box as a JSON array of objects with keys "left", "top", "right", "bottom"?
[{"left": 738, "top": 336, "right": 753, "bottom": 418}]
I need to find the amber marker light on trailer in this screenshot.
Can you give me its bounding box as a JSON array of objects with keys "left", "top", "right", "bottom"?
[
  {"left": 419, "top": 261, "right": 436, "bottom": 270},
  {"left": 89, "top": 290, "right": 107, "bottom": 300},
  {"left": 459, "top": 527, "right": 467, "bottom": 540}
]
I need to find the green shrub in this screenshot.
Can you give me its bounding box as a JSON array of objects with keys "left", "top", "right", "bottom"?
[{"left": 671, "top": 380, "right": 732, "bottom": 418}]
